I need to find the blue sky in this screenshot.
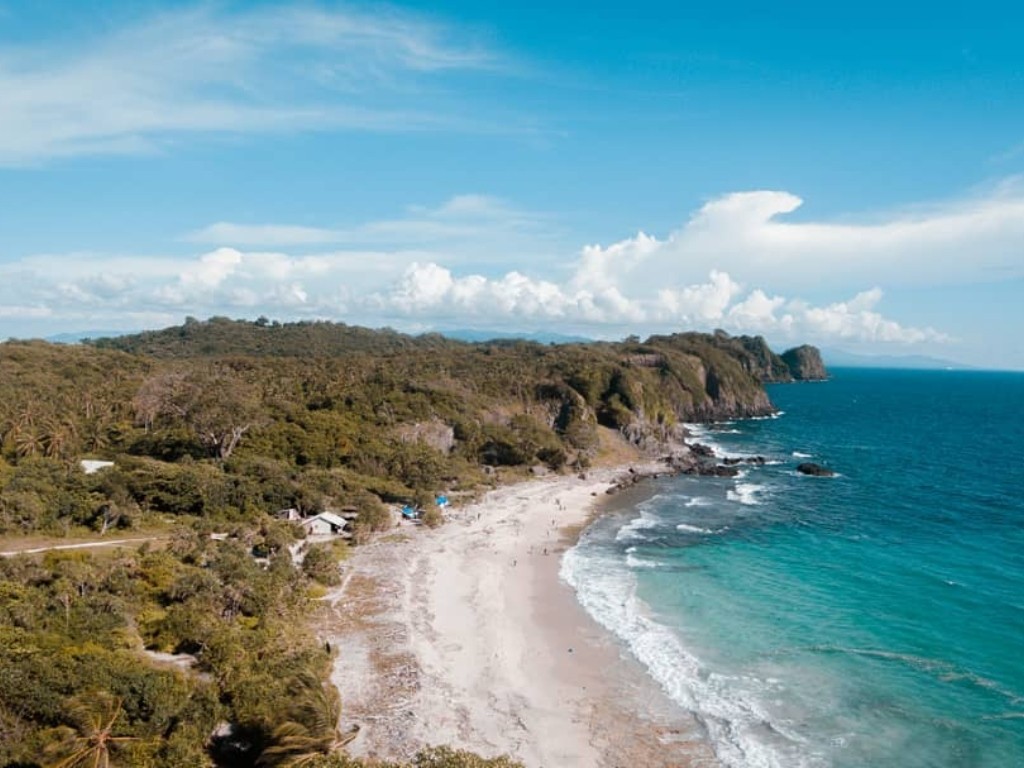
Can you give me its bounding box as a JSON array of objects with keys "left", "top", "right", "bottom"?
[{"left": 1, "top": 1, "right": 1022, "bottom": 368}]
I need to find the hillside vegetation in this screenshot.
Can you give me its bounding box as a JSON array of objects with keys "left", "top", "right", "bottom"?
[
  {"left": 1, "top": 321, "right": 823, "bottom": 536},
  {"left": 0, "top": 318, "right": 823, "bottom": 767}
]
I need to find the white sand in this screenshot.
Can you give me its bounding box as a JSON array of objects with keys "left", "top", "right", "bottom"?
[{"left": 322, "top": 468, "right": 717, "bottom": 767}]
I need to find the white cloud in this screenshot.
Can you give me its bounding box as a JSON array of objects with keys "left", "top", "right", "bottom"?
[
  {"left": 180, "top": 247, "right": 243, "bottom": 289},
  {"left": 0, "top": 304, "right": 52, "bottom": 319},
  {"left": 792, "top": 289, "right": 946, "bottom": 343},
  {"left": 0, "top": 5, "right": 498, "bottom": 164},
  {"left": 654, "top": 270, "right": 742, "bottom": 323},
  {"left": 371, "top": 261, "right": 943, "bottom": 343},
  {"left": 17, "top": 183, "right": 1024, "bottom": 346},
  {"left": 581, "top": 181, "right": 1024, "bottom": 293},
  {"left": 186, "top": 223, "right": 346, "bottom": 247},
  {"left": 185, "top": 195, "right": 552, "bottom": 250}
]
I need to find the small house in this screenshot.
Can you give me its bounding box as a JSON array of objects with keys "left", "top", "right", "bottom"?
[{"left": 301, "top": 512, "right": 350, "bottom": 537}]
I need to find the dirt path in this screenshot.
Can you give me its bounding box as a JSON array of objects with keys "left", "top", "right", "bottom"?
[{"left": 0, "top": 535, "right": 168, "bottom": 557}]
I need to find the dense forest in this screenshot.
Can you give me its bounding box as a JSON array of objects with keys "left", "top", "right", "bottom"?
[{"left": 0, "top": 318, "right": 823, "bottom": 766}]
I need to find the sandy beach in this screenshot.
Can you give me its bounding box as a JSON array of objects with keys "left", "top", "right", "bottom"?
[{"left": 318, "top": 468, "right": 719, "bottom": 767}]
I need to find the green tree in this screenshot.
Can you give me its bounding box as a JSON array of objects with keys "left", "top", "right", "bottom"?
[
  {"left": 44, "top": 692, "right": 138, "bottom": 768},
  {"left": 256, "top": 672, "right": 357, "bottom": 767},
  {"left": 133, "top": 364, "right": 262, "bottom": 460}
]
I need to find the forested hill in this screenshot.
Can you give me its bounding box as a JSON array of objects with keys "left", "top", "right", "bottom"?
[
  {"left": 88, "top": 316, "right": 461, "bottom": 358},
  {"left": 86, "top": 316, "right": 825, "bottom": 384},
  {"left": 0, "top": 319, "right": 828, "bottom": 538}
]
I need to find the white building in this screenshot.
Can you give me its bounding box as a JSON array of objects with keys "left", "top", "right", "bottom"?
[{"left": 300, "top": 512, "right": 350, "bottom": 536}]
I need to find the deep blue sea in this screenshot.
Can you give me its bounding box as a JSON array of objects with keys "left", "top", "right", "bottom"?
[{"left": 562, "top": 368, "right": 1024, "bottom": 767}]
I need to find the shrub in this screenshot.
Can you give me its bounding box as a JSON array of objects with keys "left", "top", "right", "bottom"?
[{"left": 301, "top": 543, "right": 341, "bottom": 586}]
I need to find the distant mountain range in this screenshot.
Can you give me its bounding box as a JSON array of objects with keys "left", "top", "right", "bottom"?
[
  {"left": 45, "top": 330, "right": 128, "bottom": 344},
  {"left": 43, "top": 328, "right": 592, "bottom": 346},
  {"left": 438, "top": 329, "right": 594, "bottom": 344},
  {"left": 822, "top": 348, "right": 973, "bottom": 370}
]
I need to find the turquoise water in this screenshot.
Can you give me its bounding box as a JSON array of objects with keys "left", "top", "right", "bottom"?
[{"left": 562, "top": 369, "right": 1024, "bottom": 767}]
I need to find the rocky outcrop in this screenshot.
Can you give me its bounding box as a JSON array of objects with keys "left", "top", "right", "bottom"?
[
  {"left": 797, "top": 462, "right": 835, "bottom": 477},
  {"left": 781, "top": 345, "right": 828, "bottom": 381},
  {"left": 719, "top": 332, "right": 794, "bottom": 382},
  {"left": 641, "top": 331, "right": 826, "bottom": 386},
  {"left": 658, "top": 443, "right": 767, "bottom": 477},
  {"left": 395, "top": 420, "right": 456, "bottom": 453}
]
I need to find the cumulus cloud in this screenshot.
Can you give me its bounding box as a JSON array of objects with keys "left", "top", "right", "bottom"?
[
  {"left": 18, "top": 183, "right": 1024, "bottom": 345},
  {"left": 379, "top": 262, "right": 635, "bottom": 322},
  {"left": 0, "top": 5, "right": 499, "bottom": 165},
  {"left": 371, "top": 262, "right": 943, "bottom": 343},
  {"left": 580, "top": 181, "right": 1024, "bottom": 293}
]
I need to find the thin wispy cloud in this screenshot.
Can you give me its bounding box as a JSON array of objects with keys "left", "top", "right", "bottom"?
[
  {"left": 185, "top": 195, "right": 557, "bottom": 253},
  {"left": 0, "top": 5, "right": 501, "bottom": 165}
]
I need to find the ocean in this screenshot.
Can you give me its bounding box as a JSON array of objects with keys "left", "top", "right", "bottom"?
[{"left": 562, "top": 368, "right": 1024, "bottom": 767}]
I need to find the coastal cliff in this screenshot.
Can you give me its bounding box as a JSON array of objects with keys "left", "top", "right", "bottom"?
[
  {"left": 644, "top": 330, "right": 827, "bottom": 384},
  {"left": 780, "top": 344, "right": 828, "bottom": 380}
]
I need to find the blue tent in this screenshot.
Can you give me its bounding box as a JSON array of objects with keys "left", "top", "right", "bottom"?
[
  {"left": 401, "top": 505, "right": 419, "bottom": 519},
  {"left": 435, "top": 495, "right": 449, "bottom": 507}
]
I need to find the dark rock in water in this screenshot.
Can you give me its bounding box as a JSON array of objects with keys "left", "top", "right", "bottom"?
[
  {"left": 797, "top": 462, "right": 835, "bottom": 477},
  {"left": 745, "top": 456, "right": 766, "bottom": 465},
  {"left": 781, "top": 345, "right": 828, "bottom": 381},
  {"left": 684, "top": 464, "right": 740, "bottom": 477},
  {"left": 708, "top": 465, "right": 741, "bottom": 477},
  {"left": 689, "top": 442, "right": 716, "bottom": 458},
  {"left": 723, "top": 457, "right": 742, "bottom": 466}
]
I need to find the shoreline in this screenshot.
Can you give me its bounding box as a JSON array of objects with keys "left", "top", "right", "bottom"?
[{"left": 319, "top": 467, "right": 719, "bottom": 767}]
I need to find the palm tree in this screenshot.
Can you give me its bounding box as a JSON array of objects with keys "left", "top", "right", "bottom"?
[
  {"left": 11, "top": 407, "right": 43, "bottom": 458},
  {"left": 42, "top": 416, "right": 79, "bottom": 460},
  {"left": 45, "top": 692, "right": 137, "bottom": 768},
  {"left": 256, "top": 672, "right": 358, "bottom": 767}
]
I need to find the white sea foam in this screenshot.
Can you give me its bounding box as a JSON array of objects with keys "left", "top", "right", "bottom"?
[
  {"left": 685, "top": 423, "right": 721, "bottom": 446},
  {"left": 720, "top": 450, "right": 758, "bottom": 460},
  {"left": 561, "top": 542, "right": 818, "bottom": 768},
  {"left": 615, "top": 513, "right": 660, "bottom": 542},
  {"left": 749, "top": 410, "right": 785, "bottom": 420},
  {"left": 727, "top": 482, "right": 765, "bottom": 506},
  {"left": 626, "top": 553, "right": 660, "bottom": 569},
  {"left": 793, "top": 451, "right": 812, "bottom": 458},
  {"left": 676, "top": 523, "right": 714, "bottom": 534},
  {"left": 685, "top": 424, "right": 751, "bottom": 460},
  {"left": 685, "top": 497, "right": 713, "bottom": 508}
]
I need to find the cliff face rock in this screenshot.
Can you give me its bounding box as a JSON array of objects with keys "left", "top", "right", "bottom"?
[
  {"left": 781, "top": 345, "right": 828, "bottom": 380},
  {"left": 395, "top": 420, "right": 456, "bottom": 453},
  {"left": 644, "top": 330, "right": 825, "bottom": 384},
  {"left": 721, "top": 332, "right": 793, "bottom": 382}
]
